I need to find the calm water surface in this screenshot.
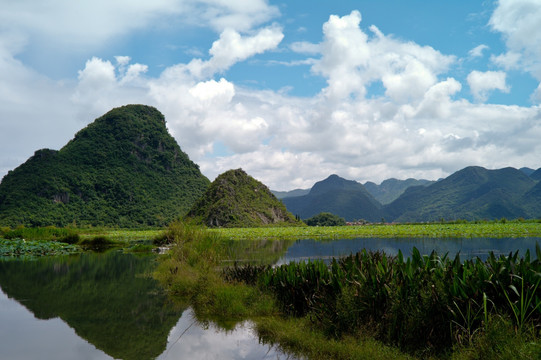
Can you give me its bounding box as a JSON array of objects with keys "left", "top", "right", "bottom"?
[
  {"left": 1, "top": 237, "right": 539, "bottom": 359},
  {"left": 0, "top": 251, "right": 289, "bottom": 360},
  {"left": 276, "top": 237, "right": 541, "bottom": 264}
]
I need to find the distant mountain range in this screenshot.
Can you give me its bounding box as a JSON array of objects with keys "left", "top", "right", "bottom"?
[
  {"left": 280, "top": 166, "right": 541, "bottom": 222},
  {"left": 282, "top": 175, "right": 384, "bottom": 222}
]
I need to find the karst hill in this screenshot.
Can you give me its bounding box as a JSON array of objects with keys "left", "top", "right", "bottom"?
[
  {"left": 185, "top": 169, "right": 301, "bottom": 227},
  {"left": 0, "top": 105, "right": 210, "bottom": 227}
]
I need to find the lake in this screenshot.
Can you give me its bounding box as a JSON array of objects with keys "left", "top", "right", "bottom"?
[{"left": 0, "top": 237, "right": 539, "bottom": 359}]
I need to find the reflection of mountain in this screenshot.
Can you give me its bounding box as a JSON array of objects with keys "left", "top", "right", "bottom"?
[{"left": 0, "top": 252, "right": 183, "bottom": 360}]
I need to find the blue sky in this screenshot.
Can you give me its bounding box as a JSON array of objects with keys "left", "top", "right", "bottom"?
[{"left": 1, "top": 0, "right": 541, "bottom": 190}]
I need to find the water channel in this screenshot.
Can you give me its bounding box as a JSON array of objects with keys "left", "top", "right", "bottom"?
[{"left": 0, "top": 237, "right": 539, "bottom": 359}]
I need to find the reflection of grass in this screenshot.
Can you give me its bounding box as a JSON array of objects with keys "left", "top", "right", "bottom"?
[{"left": 213, "top": 222, "right": 541, "bottom": 241}]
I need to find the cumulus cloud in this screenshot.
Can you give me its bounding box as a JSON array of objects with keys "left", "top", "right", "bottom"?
[
  {"left": 467, "top": 70, "right": 510, "bottom": 102},
  {"left": 311, "top": 11, "right": 455, "bottom": 103},
  {"left": 3, "top": 6, "right": 541, "bottom": 191},
  {"left": 490, "top": 0, "right": 541, "bottom": 101}
]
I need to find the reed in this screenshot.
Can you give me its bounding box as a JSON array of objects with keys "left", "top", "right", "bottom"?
[{"left": 250, "top": 244, "right": 541, "bottom": 354}]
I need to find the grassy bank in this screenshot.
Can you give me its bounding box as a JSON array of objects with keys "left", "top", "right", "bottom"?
[
  {"left": 0, "top": 226, "right": 165, "bottom": 257},
  {"left": 155, "top": 221, "right": 541, "bottom": 359},
  {"left": 212, "top": 221, "right": 541, "bottom": 240}
]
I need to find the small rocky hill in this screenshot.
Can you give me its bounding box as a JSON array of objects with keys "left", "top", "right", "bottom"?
[{"left": 185, "top": 169, "right": 301, "bottom": 227}]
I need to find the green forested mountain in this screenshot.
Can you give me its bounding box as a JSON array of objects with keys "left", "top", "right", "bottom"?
[
  {"left": 529, "top": 167, "right": 541, "bottom": 181},
  {"left": 384, "top": 166, "right": 536, "bottom": 222},
  {"left": 364, "top": 178, "right": 435, "bottom": 204},
  {"left": 0, "top": 105, "right": 210, "bottom": 227},
  {"left": 282, "top": 174, "right": 384, "bottom": 222},
  {"left": 185, "top": 168, "right": 301, "bottom": 227}
]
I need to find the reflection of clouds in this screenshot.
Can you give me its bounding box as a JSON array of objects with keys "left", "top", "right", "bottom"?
[{"left": 158, "top": 309, "right": 291, "bottom": 360}]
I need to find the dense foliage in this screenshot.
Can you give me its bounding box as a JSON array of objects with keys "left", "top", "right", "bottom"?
[
  {"left": 0, "top": 238, "right": 80, "bottom": 257},
  {"left": 185, "top": 168, "right": 301, "bottom": 227},
  {"left": 0, "top": 105, "right": 210, "bottom": 227},
  {"left": 305, "top": 212, "right": 346, "bottom": 226},
  {"left": 242, "top": 246, "right": 541, "bottom": 356},
  {"left": 157, "top": 222, "right": 541, "bottom": 359},
  {"left": 281, "top": 167, "right": 541, "bottom": 223}
]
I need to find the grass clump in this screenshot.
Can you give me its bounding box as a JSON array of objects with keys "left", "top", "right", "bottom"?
[
  {"left": 256, "top": 246, "right": 541, "bottom": 357},
  {"left": 155, "top": 221, "right": 276, "bottom": 325}
]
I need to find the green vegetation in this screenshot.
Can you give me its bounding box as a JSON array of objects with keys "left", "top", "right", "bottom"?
[
  {"left": 283, "top": 174, "right": 383, "bottom": 222},
  {"left": 155, "top": 221, "right": 540, "bottom": 359},
  {"left": 256, "top": 248, "right": 540, "bottom": 356},
  {"left": 305, "top": 212, "right": 346, "bottom": 226},
  {"left": 385, "top": 166, "right": 538, "bottom": 222},
  {"left": 185, "top": 168, "right": 302, "bottom": 227},
  {"left": 0, "top": 252, "right": 183, "bottom": 360},
  {"left": 0, "top": 105, "right": 209, "bottom": 227},
  {"left": 0, "top": 226, "right": 167, "bottom": 257},
  {"left": 364, "top": 178, "right": 434, "bottom": 205},
  {"left": 211, "top": 221, "right": 541, "bottom": 241},
  {"left": 0, "top": 238, "right": 80, "bottom": 258}
]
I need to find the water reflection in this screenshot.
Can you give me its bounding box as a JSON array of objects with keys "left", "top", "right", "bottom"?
[
  {"left": 158, "top": 309, "right": 289, "bottom": 360},
  {"left": 0, "top": 251, "right": 294, "bottom": 360},
  {"left": 0, "top": 251, "right": 182, "bottom": 359},
  {"left": 276, "top": 237, "right": 541, "bottom": 264},
  {"left": 1, "top": 237, "right": 539, "bottom": 359}
]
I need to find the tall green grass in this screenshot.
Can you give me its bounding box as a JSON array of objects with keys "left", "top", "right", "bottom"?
[{"left": 253, "top": 245, "right": 541, "bottom": 355}]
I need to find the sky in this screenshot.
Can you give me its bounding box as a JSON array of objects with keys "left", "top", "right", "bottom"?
[{"left": 1, "top": 0, "right": 541, "bottom": 191}]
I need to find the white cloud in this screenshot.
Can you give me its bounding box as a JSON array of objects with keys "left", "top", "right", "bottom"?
[
  {"left": 3, "top": 6, "right": 541, "bottom": 192},
  {"left": 469, "top": 44, "right": 489, "bottom": 58},
  {"left": 290, "top": 41, "right": 321, "bottom": 54},
  {"left": 173, "top": 26, "right": 284, "bottom": 79},
  {"left": 467, "top": 70, "right": 510, "bottom": 102},
  {"left": 312, "top": 11, "right": 455, "bottom": 103},
  {"left": 490, "top": 0, "right": 541, "bottom": 101},
  {"left": 59, "top": 10, "right": 541, "bottom": 189},
  {"left": 0, "top": 0, "right": 279, "bottom": 50}
]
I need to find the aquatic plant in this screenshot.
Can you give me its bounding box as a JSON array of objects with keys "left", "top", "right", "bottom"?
[
  {"left": 0, "top": 238, "right": 80, "bottom": 257},
  {"left": 254, "top": 245, "right": 541, "bottom": 354}
]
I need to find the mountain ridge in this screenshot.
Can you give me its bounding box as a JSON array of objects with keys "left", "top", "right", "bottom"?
[{"left": 282, "top": 174, "right": 383, "bottom": 222}]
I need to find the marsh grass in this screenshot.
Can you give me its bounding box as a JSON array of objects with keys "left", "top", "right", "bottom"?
[
  {"left": 256, "top": 246, "right": 541, "bottom": 356},
  {"left": 155, "top": 221, "right": 541, "bottom": 359},
  {"left": 213, "top": 222, "right": 541, "bottom": 241}
]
